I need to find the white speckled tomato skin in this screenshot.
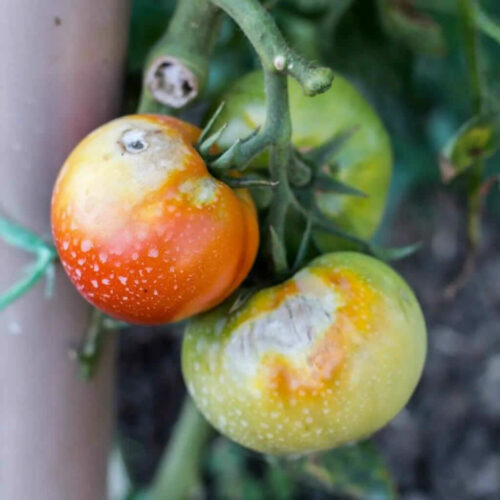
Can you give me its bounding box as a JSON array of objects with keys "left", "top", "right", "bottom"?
[
  {"left": 51, "top": 115, "right": 259, "bottom": 325},
  {"left": 182, "top": 252, "right": 426, "bottom": 455}
]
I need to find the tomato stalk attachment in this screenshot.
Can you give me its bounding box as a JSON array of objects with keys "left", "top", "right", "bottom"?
[
  {"left": 70, "top": 308, "right": 109, "bottom": 380},
  {"left": 139, "top": 0, "right": 222, "bottom": 112}
]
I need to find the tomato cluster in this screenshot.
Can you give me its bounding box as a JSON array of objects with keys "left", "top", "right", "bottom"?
[{"left": 51, "top": 70, "right": 426, "bottom": 456}]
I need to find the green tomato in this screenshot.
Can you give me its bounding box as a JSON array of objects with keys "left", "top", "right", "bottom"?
[
  {"left": 214, "top": 70, "right": 393, "bottom": 251},
  {"left": 182, "top": 252, "right": 426, "bottom": 455}
]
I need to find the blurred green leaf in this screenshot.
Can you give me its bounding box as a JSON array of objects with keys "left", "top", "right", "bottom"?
[
  {"left": 127, "top": 0, "right": 175, "bottom": 76},
  {"left": 284, "top": 441, "right": 396, "bottom": 500},
  {"left": 282, "top": 0, "right": 332, "bottom": 15},
  {"left": 206, "top": 439, "right": 395, "bottom": 500},
  {"left": 264, "top": 461, "right": 299, "bottom": 500},
  {"left": 207, "top": 439, "right": 268, "bottom": 500},
  {"left": 276, "top": 10, "right": 321, "bottom": 60},
  {"left": 370, "top": 241, "right": 422, "bottom": 261},
  {"left": 476, "top": 5, "right": 500, "bottom": 44},
  {"left": 440, "top": 112, "right": 500, "bottom": 182},
  {"left": 377, "top": 0, "right": 446, "bottom": 55}
]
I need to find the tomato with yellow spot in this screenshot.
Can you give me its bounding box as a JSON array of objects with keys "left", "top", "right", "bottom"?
[
  {"left": 51, "top": 114, "right": 259, "bottom": 325},
  {"left": 182, "top": 252, "right": 426, "bottom": 455}
]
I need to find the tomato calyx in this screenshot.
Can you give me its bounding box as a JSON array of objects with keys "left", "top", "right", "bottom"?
[
  {"left": 199, "top": 101, "right": 419, "bottom": 278},
  {"left": 195, "top": 103, "right": 278, "bottom": 190},
  {"left": 286, "top": 128, "right": 422, "bottom": 266}
]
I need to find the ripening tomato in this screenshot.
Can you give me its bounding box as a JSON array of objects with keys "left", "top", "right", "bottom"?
[
  {"left": 51, "top": 115, "right": 259, "bottom": 325},
  {"left": 183, "top": 252, "right": 426, "bottom": 455},
  {"left": 214, "top": 70, "right": 392, "bottom": 251}
]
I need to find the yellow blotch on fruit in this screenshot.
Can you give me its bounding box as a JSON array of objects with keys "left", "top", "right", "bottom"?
[{"left": 182, "top": 252, "right": 426, "bottom": 454}]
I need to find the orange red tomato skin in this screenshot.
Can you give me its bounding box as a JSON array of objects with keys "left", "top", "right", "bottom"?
[{"left": 51, "top": 114, "right": 259, "bottom": 325}]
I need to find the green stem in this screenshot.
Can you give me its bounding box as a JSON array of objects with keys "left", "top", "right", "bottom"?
[
  {"left": 262, "top": 70, "right": 295, "bottom": 277},
  {"left": 458, "top": 0, "right": 483, "bottom": 115},
  {"left": 209, "top": 70, "right": 295, "bottom": 172},
  {"left": 74, "top": 308, "right": 110, "bottom": 381},
  {"left": 458, "top": 0, "right": 484, "bottom": 250},
  {"left": 211, "top": 0, "right": 334, "bottom": 96},
  {"left": 476, "top": 7, "right": 500, "bottom": 44},
  {"left": 139, "top": 0, "right": 222, "bottom": 110},
  {"left": 266, "top": 72, "right": 292, "bottom": 242},
  {"left": 150, "top": 397, "right": 213, "bottom": 500},
  {"left": 415, "top": 0, "right": 500, "bottom": 44}
]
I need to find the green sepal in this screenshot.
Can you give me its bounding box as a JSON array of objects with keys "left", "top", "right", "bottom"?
[
  {"left": 370, "top": 241, "right": 422, "bottom": 261},
  {"left": 221, "top": 176, "right": 279, "bottom": 189},
  {"left": 197, "top": 101, "right": 226, "bottom": 147},
  {"left": 228, "top": 286, "right": 261, "bottom": 314},
  {"left": 304, "top": 126, "right": 358, "bottom": 169},
  {"left": 288, "top": 151, "right": 312, "bottom": 187},
  {"left": 291, "top": 213, "right": 313, "bottom": 272},
  {"left": 198, "top": 123, "right": 228, "bottom": 157},
  {"left": 269, "top": 225, "right": 289, "bottom": 276},
  {"left": 315, "top": 173, "right": 367, "bottom": 197},
  {"left": 210, "top": 138, "right": 244, "bottom": 171},
  {"left": 209, "top": 126, "right": 262, "bottom": 171}
]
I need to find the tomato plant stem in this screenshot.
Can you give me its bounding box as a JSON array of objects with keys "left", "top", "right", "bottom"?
[
  {"left": 138, "top": 0, "right": 222, "bottom": 111},
  {"left": 458, "top": 0, "right": 483, "bottom": 115},
  {"left": 74, "top": 308, "right": 110, "bottom": 381},
  {"left": 266, "top": 71, "right": 292, "bottom": 251},
  {"left": 211, "top": 0, "right": 333, "bottom": 96},
  {"left": 458, "top": 0, "right": 484, "bottom": 251},
  {"left": 150, "top": 397, "right": 213, "bottom": 500}
]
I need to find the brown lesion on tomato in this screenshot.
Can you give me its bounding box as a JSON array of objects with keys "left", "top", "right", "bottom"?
[
  {"left": 262, "top": 328, "right": 345, "bottom": 402},
  {"left": 259, "top": 270, "right": 380, "bottom": 402}
]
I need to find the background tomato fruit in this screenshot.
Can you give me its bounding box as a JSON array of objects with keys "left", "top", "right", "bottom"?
[
  {"left": 51, "top": 115, "right": 259, "bottom": 325},
  {"left": 214, "top": 70, "right": 393, "bottom": 251},
  {"left": 183, "top": 252, "right": 426, "bottom": 455}
]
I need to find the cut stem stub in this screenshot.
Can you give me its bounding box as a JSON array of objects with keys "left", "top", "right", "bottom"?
[{"left": 145, "top": 56, "right": 199, "bottom": 108}]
